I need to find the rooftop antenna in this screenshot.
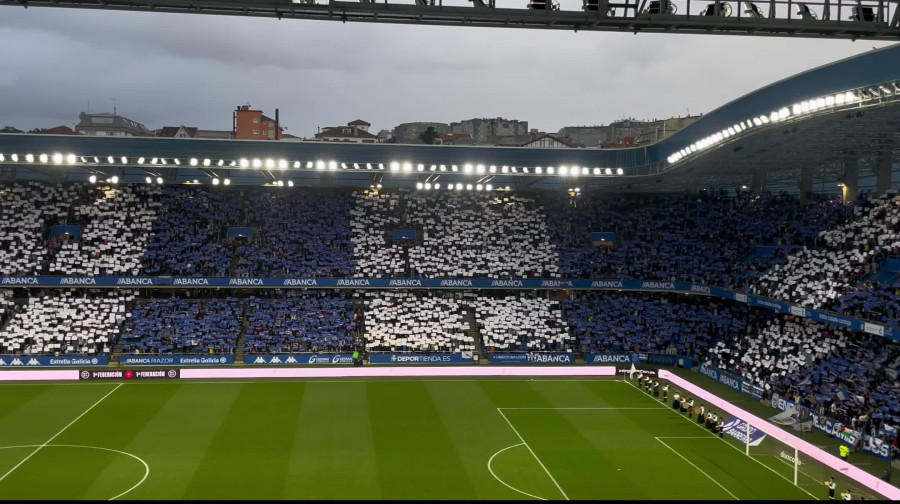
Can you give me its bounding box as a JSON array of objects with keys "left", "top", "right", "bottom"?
[{"left": 111, "top": 98, "right": 117, "bottom": 116}]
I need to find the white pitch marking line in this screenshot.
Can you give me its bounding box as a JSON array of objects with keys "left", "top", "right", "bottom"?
[
  {"left": 499, "top": 407, "right": 670, "bottom": 410},
  {"left": 497, "top": 408, "right": 570, "bottom": 501},
  {"left": 487, "top": 443, "right": 546, "bottom": 501},
  {"left": 622, "top": 380, "right": 820, "bottom": 500},
  {"left": 0, "top": 383, "right": 123, "bottom": 485},
  {"left": 0, "top": 378, "right": 627, "bottom": 386},
  {"left": 0, "top": 444, "right": 149, "bottom": 500},
  {"left": 656, "top": 436, "right": 726, "bottom": 439},
  {"left": 655, "top": 437, "right": 739, "bottom": 500}
]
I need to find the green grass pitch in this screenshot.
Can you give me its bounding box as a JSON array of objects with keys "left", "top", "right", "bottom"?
[{"left": 0, "top": 378, "right": 834, "bottom": 500}]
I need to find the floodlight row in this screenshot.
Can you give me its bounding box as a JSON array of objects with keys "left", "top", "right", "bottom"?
[
  {"left": 0, "top": 153, "right": 627, "bottom": 177},
  {"left": 665, "top": 87, "right": 889, "bottom": 165}
]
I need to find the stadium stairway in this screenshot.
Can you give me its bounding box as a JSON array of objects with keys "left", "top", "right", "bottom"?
[
  {"left": 464, "top": 309, "right": 488, "bottom": 364},
  {"left": 234, "top": 317, "right": 249, "bottom": 366},
  {"left": 111, "top": 340, "right": 123, "bottom": 365}
]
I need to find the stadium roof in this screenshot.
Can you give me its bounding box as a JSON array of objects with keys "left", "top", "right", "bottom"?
[{"left": 0, "top": 45, "right": 898, "bottom": 193}]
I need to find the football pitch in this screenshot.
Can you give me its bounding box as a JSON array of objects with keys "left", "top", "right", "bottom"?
[{"left": 0, "top": 377, "right": 836, "bottom": 500}]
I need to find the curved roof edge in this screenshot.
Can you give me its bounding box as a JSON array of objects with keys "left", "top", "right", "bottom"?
[{"left": 659, "top": 44, "right": 900, "bottom": 153}]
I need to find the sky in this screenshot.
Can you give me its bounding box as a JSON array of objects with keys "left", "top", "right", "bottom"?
[{"left": 0, "top": 4, "right": 893, "bottom": 136}]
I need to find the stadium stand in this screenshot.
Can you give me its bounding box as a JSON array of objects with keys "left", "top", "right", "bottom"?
[
  {"left": 48, "top": 185, "right": 161, "bottom": 276},
  {"left": 141, "top": 187, "right": 242, "bottom": 277},
  {"left": 235, "top": 190, "right": 354, "bottom": 277},
  {"left": 0, "top": 290, "right": 126, "bottom": 355},
  {"left": 349, "top": 189, "right": 404, "bottom": 277},
  {"left": 404, "top": 191, "right": 560, "bottom": 278},
  {"left": 477, "top": 293, "right": 571, "bottom": 351},
  {"left": 565, "top": 292, "right": 749, "bottom": 356},
  {"left": 754, "top": 191, "right": 899, "bottom": 309},
  {"left": 351, "top": 189, "right": 559, "bottom": 278},
  {"left": 120, "top": 295, "right": 243, "bottom": 354},
  {"left": 0, "top": 183, "right": 79, "bottom": 275},
  {"left": 835, "top": 281, "right": 900, "bottom": 329},
  {"left": 244, "top": 291, "right": 360, "bottom": 353},
  {"left": 705, "top": 314, "right": 900, "bottom": 434},
  {"left": 362, "top": 291, "right": 474, "bottom": 352},
  {"left": 544, "top": 190, "right": 850, "bottom": 289}
]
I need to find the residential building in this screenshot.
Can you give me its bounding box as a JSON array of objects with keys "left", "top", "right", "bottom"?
[
  {"left": 521, "top": 134, "right": 573, "bottom": 148},
  {"left": 376, "top": 129, "right": 393, "bottom": 143},
  {"left": 438, "top": 133, "right": 472, "bottom": 145},
  {"left": 195, "top": 130, "right": 233, "bottom": 140},
  {"left": 392, "top": 122, "right": 450, "bottom": 143},
  {"left": 75, "top": 112, "right": 153, "bottom": 137},
  {"left": 31, "top": 126, "right": 80, "bottom": 135},
  {"left": 315, "top": 120, "right": 377, "bottom": 144},
  {"left": 157, "top": 126, "right": 199, "bottom": 139},
  {"left": 449, "top": 117, "right": 529, "bottom": 144},
  {"left": 556, "top": 126, "right": 606, "bottom": 148},
  {"left": 636, "top": 115, "right": 702, "bottom": 144},
  {"left": 232, "top": 105, "right": 283, "bottom": 140}
]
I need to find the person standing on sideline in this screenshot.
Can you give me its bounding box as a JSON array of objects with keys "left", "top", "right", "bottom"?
[
  {"left": 662, "top": 383, "right": 669, "bottom": 402},
  {"left": 688, "top": 397, "right": 695, "bottom": 418},
  {"left": 716, "top": 417, "right": 724, "bottom": 437},
  {"left": 839, "top": 444, "right": 850, "bottom": 461},
  {"left": 698, "top": 404, "right": 706, "bottom": 424},
  {"left": 840, "top": 489, "right": 851, "bottom": 500},
  {"left": 825, "top": 477, "right": 836, "bottom": 500}
]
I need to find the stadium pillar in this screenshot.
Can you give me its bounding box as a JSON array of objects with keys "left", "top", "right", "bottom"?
[
  {"left": 750, "top": 171, "right": 764, "bottom": 196},
  {"left": 842, "top": 157, "right": 859, "bottom": 205},
  {"left": 876, "top": 150, "right": 893, "bottom": 196},
  {"left": 798, "top": 166, "right": 813, "bottom": 204}
]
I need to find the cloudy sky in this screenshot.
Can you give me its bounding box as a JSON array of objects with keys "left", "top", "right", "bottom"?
[{"left": 0, "top": 4, "right": 892, "bottom": 136}]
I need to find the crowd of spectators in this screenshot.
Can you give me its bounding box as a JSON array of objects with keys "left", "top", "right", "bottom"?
[
  {"left": 704, "top": 314, "right": 900, "bottom": 438},
  {"left": 235, "top": 190, "right": 354, "bottom": 277},
  {"left": 0, "top": 290, "right": 127, "bottom": 355},
  {"left": 475, "top": 292, "right": 574, "bottom": 352},
  {"left": 403, "top": 191, "right": 560, "bottom": 278},
  {"left": 477, "top": 293, "right": 571, "bottom": 351},
  {"left": 566, "top": 292, "right": 749, "bottom": 356},
  {"left": 350, "top": 189, "right": 559, "bottom": 278},
  {"left": 120, "top": 295, "right": 243, "bottom": 354},
  {"left": 244, "top": 291, "right": 359, "bottom": 353},
  {"left": 141, "top": 187, "right": 242, "bottom": 277},
  {"left": 0, "top": 183, "right": 88, "bottom": 275},
  {"left": 543, "top": 189, "right": 850, "bottom": 289},
  {"left": 48, "top": 185, "right": 160, "bottom": 276},
  {"left": 363, "top": 291, "right": 474, "bottom": 352},
  {"left": 754, "top": 191, "right": 899, "bottom": 309}
]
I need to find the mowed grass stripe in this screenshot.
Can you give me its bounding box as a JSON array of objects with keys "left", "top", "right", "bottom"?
[
  {"left": 424, "top": 380, "right": 540, "bottom": 500},
  {"left": 615, "top": 381, "right": 815, "bottom": 499},
  {"left": 0, "top": 385, "right": 117, "bottom": 447},
  {"left": 285, "top": 382, "right": 381, "bottom": 500},
  {"left": 367, "top": 381, "right": 477, "bottom": 499},
  {"left": 659, "top": 438, "right": 816, "bottom": 500},
  {"left": 506, "top": 408, "right": 736, "bottom": 500},
  {"left": 94, "top": 383, "right": 243, "bottom": 499},
  {"left": 0, "top": 383, "right": 144, "bottom": 500},
  {"left": 0, "top": 384, "right": 122, "bottom": 491},
  {"left": 183, "top": 383, "right": 306, "bottom": 500}
]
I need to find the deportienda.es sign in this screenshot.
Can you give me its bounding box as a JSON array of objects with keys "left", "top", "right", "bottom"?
[{"left": 369, "top": 353, "right": 474, "bottom": 365}]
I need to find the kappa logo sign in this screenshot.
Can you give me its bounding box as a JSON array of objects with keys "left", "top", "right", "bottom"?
[{"left": 246, "top": 354, "right": 356, "bottom": 365}]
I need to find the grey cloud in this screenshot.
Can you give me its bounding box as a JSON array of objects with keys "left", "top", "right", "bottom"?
[{"left": 0, "top": 5, "right": 892, "bottom": 136}]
